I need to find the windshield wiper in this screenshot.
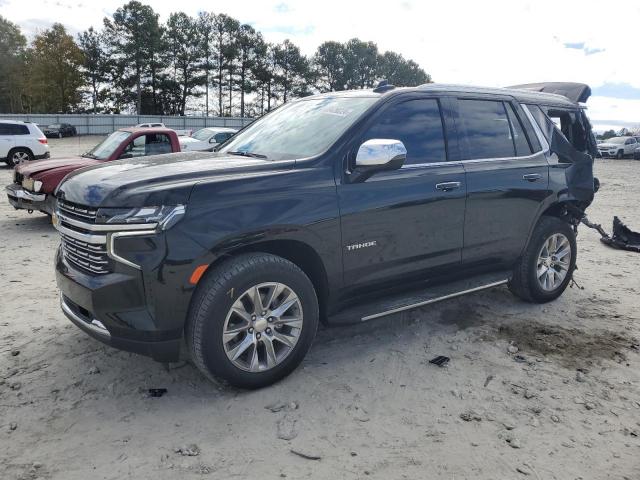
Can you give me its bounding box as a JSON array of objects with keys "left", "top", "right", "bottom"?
[
  {"left": 228, "top": 151, "right": 268, "bottom": 159},
  {"left": 82, "top": 153, "right": 97, "bottom": 159}
]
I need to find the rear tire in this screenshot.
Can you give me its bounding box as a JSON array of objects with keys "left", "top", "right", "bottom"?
[
  {"left": 8, "top": 148, "right": 33, "bottom": 166},
  {"left": 186, "top": 253, "right": 319, "bottom": 389},
  {"left": 509, "top": 216, "right": 576, "bottom": 303}
]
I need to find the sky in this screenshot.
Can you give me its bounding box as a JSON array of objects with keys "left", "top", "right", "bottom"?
[{"left": 2, "top": 0, "right": 640, "bottom": 131}]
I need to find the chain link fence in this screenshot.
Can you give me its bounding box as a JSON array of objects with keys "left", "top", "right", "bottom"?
[{"left": 0, "top": 114, "right": 254, "bottom": 135}]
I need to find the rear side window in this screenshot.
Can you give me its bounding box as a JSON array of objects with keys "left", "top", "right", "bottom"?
[
  {"left": 0, "top": 123, "right": 29, "bottom": 135},
  {"left": 505, "top": 104, "right": 533, "bottom": 156},
  {"left": 457, "top": 99, "right": 514, "bottom": 159},
  {"left": 361, "top": 98, "right": 447, "bottom": 165},
  {"left": 526, "top": 104, "right": 556, "bottom": 143}
]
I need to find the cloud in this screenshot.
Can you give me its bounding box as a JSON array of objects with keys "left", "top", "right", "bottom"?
[
  {"left": 563, "top": 41, "right": 604, "bottom": 56},
  {"left": 564, "top": 42, "right": 585, "bottom": 50},
  {"left": 274, "top": 2, "right": 290, "bottom": 13},
  {"left": 593, "top": 83, "right": 640, "bottom": 100},
  {"left": 2, "top": 0, "right": 639, "bottom": 124}
]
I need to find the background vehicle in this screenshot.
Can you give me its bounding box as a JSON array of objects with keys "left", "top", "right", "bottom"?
[
  {"left": 42, "top": 123, "right": 77, "bottom": 138},
  {"left": 135, "top": 122, "right": 192, "bottom": 137},
  {"left": 598, "top": 136, "right": 637, "bottom": 158},
  {"left": 6, "top": 127, "right": 180, "bottom": 215},
  {"left": 0, "top": 120, "right": 49, "bottom": 166},
  {"left": 179, "top": 127, "right": 237, "bottom": 152},
  {"left": 54, "top": 82, "right": 597, "bottom": 389}
]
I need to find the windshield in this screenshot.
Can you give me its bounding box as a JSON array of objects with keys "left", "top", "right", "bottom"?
[
  {"left": 84, "top": 131, "right": 131, "bottom": 160},
  {"left": 192, "top": 128, "right": 214, "bottom": 141},
  {"left": 219, "top": 96, "right": 378, "bottom": 160},
  {"left": 606, "top": 137, "right": 626, "bottom": 144}
]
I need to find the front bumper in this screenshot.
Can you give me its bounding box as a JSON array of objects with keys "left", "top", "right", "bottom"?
[
  {"left": 55, "top": 245, "right": 185, "bottom": 362},
  {"left": 598, "top": 150, "right": 620, "bottom": 158},
  {"left": 5, "top": 184, "right": 54, "bottom": 214}
]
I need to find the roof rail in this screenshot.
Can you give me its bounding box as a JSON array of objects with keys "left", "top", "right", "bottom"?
[{"left": 373, "top": 80, "right": 395, "bottom": 93}]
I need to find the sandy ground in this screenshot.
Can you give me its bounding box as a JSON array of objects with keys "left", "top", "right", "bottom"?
[{"left": 0, "top": 137, "right": 639, "bottom": 480}]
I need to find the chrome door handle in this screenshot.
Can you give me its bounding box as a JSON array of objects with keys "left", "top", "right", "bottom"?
[
  {"left": 435, "top": 181, "right": 462, "bottom": 191},
  {"left": 523, "top": 173, "right": 542, "bottom": 182}
]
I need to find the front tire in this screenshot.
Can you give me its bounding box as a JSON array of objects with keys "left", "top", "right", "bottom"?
[
  {"left": 186, "top": 253, "right": 319, "bottom": 389},
  {"left": 616, "top": 150, "right": 624, "bottom": 159},
  {"left": 509, "top": 216, "right": 576, "bottom": 303}
]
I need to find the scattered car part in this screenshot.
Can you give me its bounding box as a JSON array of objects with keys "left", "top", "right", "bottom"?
[{"left": 429, "top": 355, "right": 450, "bottom": 367}]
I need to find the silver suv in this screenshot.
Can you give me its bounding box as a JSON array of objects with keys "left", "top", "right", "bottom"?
[
  {"left": 0, "top": 120, "right": 50, "bottom": 166},
  {"left": 597, "top": 136, "right": 637, "bottom": 159}
]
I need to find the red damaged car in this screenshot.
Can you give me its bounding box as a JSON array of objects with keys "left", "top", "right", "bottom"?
[{"left": 6, "top": 127, "right": 181, "bottom": 215}]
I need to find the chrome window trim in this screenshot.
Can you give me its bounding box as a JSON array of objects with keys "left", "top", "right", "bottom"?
[
  {"left": 56, "top": 211, "right": 159, "bottom": 232},
  {"left": 107, "top": 230, "right": 157, "bottom": 270},
  {"left": 400, "top": 160, "right": 461, "bottom": 169}
]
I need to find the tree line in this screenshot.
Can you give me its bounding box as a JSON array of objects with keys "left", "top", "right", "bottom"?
[{"left": 0, "top": 1, "right": 432, "bottom": 117}]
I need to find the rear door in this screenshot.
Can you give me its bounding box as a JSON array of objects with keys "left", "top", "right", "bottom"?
[
  {"left": 0, "top": 123, "right": 15, "bottom": 159},
  {"left": 453, "top": 96, "right": 550, "bottom": 265},
  {"left": 337, "top": 95, "right": 467, "bottom": 290}
]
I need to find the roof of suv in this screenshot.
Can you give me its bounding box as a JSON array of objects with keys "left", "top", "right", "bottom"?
[{"left": 304, "top": 83, "right": 579, "bottom": 109}]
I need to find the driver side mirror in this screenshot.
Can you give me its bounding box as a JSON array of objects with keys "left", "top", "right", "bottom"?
[
  {"left": 209, "top": 137, "right": 216, "bottom": 143},
  {"left": 351, "top": 139, "right": 407, "bottom": 182}
]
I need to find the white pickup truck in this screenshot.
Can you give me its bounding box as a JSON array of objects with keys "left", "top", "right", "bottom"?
[{"left": 135, "top": 123, "right": 192, "bottom": 137}]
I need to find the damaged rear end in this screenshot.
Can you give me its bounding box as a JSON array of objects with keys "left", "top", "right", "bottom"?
[{"left": 509, "top": 82, "right": 599, "bottom": 225}]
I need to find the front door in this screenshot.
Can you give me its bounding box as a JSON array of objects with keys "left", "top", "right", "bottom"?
[
  {"left": 337, "top": 96, "right": 466, "bottom": 292},
  {"left": 453, "top": 97, "right": 550, "bottom": 266}
]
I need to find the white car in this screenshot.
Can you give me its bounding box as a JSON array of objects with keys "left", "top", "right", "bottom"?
[
  {"left": 135, "top": 122, "right": 192, "bottom": 137},
  {"left": 179, "top": 127, "right": 237, "bottom": 152},
  {"left": 0, "top": 120, "right": 50, "bottom": 166},
  {"left": 597, "top": 136, "right": 638, "bottom": 159}
]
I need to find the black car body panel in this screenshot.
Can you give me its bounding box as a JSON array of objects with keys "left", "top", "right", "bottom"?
[{"left": 54, "top": 83, "right": 597, "bottom": 362}]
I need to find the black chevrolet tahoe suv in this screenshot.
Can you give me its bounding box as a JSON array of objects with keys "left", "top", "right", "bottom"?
[{"left": 54, "top": 82, "right": 598, "bottom": 388}]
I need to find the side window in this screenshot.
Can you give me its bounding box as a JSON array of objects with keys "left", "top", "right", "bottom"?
[
  {"left": 525, "top": 104, "right": 555, "bottom": 142},
  {"left": 214, "top": 132, "right": 231, "bottom": 143},
  {"left": 457, "top": 99, "right": 514, "bottom": 159},
  {"left": 12, "top": 124, "right": 29, "bottom": 135},
  {"left": 145, "top": 133, "right": 172, "bottom": 155},
  {"left": 0, "top": 124, "right": 12, "bottom": 135},
  {"left": 505, "top": 104, "right": 533, "bottom": 156},
  {"left": 361, "top": 98, "right": 447, "bottom": 165},
  {"left": 121, "top": 134, "right": 172, "bottom": 158}
]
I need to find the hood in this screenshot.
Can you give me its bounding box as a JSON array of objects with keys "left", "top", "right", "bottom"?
[
  {"left": 57, "top": 151, "right": 295, "bottom": 208},
  {"left": 179, "top": 137, "right": 200, "bottom": 144},
  {"left": 598, "top": 143, "right": 622, "bottom": 149},
  {"left": 16, "top": 156, "right": 102, "bottom": 178}
]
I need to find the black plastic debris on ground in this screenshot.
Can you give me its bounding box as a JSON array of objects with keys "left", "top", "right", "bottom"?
[
  {"left": 429, "top": 355, "right": 450, "bottom": 367},
  {"left": 600, "top": 216, "right": 640, "bottom": 253},
  {"left": 148, "top": 388, "right": 167, "bottom": 398}
]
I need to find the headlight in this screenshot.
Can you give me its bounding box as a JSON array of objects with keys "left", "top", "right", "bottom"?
[
  {"left": 22, "top": 177, "right": 34, "bottom": 191},
  {"left": 96, "top": 205, "right": 186, "bottom": 230},
  {"left": 33, "top": 180, "right": 43, "bottom": 192}
]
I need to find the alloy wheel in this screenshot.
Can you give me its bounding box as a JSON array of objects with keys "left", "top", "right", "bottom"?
[
  {"left": 12, "top": 151, "right": 30, "bottom": 165},
  {"left": 536, "top": 233, "right": 571, "bottom": 291},
  {"left": 222, "top": 282, "right": 303, "bottom": 372}
]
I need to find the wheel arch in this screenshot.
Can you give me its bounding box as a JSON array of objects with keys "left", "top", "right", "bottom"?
[
  {"left": 8, "top": 146, "right": 34, "bottom": 158},
  {"left": 193, "top": 239, "right": 330, "bottom": 324}
]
